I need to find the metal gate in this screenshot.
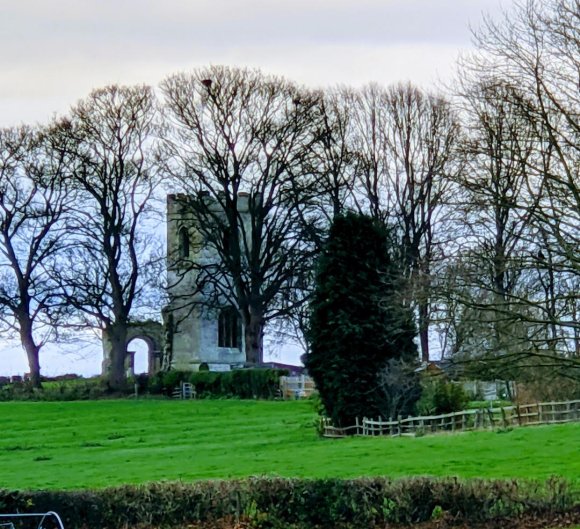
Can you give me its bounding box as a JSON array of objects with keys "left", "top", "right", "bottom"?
[{"left": 0, "top": 512, "right": 64, "bottom": 529}]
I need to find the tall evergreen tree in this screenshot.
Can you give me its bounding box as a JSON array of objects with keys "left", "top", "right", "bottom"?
[{"left": 306, "top": 212, "right": 417, "bottom": 427}]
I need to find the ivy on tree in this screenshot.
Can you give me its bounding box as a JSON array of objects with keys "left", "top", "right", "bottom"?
[{"left": 306, "top": 212, "right": 418, "bottom": 427}]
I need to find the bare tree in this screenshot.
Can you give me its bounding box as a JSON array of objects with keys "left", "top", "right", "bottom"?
[
  {"left": 48, "top": 85, "right": 162, "bottom": 390},
  {"left": 162, "top": 66, "right": 322, "bottom": 364},
  {"left": 311, "top": 87, "right": 357, "bottom": 220},
  {"left": 375, "top": 357, "right": 422, "bottom": 419},
  {"left": 350, "top": 83, "right": 461, "bottom": 361},
  {"left": 0, "top": 126, "right": 71, "bottom": 387},
  {"left": 349, "top": 84, "right": 393, "bottom": 222},
  {"left": 457, "top": 0, "right": 580, "bottom": 361},
  {"left": 443, "top": 80, "right": 536, "bottom": 360}
]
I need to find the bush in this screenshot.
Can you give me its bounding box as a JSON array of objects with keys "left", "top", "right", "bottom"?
[
  {"left": 0, "top": 477, "right": 574, "bottom": 529},
  {"left": 434, "top": 382, "right": 470, "bottom": 414},
  {"left": 149, "top": 368, "right": 288, "bottom": 399},
  {"left": 416, "top": 379, "right": 470, "bottom": 415},
  {"left": 517, "top": 374, "right": 580, "bottom": 403},
  {"left": 0, "top": 369, "right": 288, "bottom": 401},
  {"left": 0, "top": 377, "right": 109, "bottom": 402},
  {"left": 191, "top": 369, "right": 287, "bottom": 399}
]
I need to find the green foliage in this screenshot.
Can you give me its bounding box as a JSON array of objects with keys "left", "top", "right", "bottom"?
[
  {"left": 146, "top": 369, "right": 288, "bottom": 399},
  {"left": 0, "top": 377, "right": 109, "bottom": 401},
  {"left": 0, "top": 477, "right": 574, "bottom": 529},
  {"left": 433, "top": 381, "right": 470, "bottom": 414},
  {"left": 415, "top": 378, "right": 470, "bottom": 415},
  {"left": 152, "top": 370, "right": 191, "bottom": 394},
  {"left": 0, "top": 369, "right": 287, "bottom": 402},
  {"left": 190, "top": 369, "right": 287, "bottom": 399},
  {"left": 306, "top": 212, "right": 417, "bottom": 427},
  {"left": 430, "top": 504, "right": 445, "bottom": 520}
]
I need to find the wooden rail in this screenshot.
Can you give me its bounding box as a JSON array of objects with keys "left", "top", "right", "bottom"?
[
  {"left": 279, "top": 375, "right": 316, "bottom": 400},
  {"left": 321, "top": 399, "right": 580, "bottom": 438}
]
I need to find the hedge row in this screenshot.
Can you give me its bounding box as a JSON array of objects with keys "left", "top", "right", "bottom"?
[
  {"left": 147, "top": 368, "right": 288, "bottom": 399},
  {"left": 0, "top": 369, "right": 289, "bottom": 401},
  {"left": 0, "top": 477, "right": 576, "bottom": 529}
]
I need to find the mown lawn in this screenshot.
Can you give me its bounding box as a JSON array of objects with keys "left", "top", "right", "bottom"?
[{"left": 0, "top": 399, "right": 578, "bottom": 490}]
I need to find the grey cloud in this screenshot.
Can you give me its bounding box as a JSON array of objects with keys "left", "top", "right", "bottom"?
[
  {"left": 2, "top": 0, "right": 506, "bottom": 64},
  {"left": 0, "top": 0, "right": 512, "bottom": 126}
]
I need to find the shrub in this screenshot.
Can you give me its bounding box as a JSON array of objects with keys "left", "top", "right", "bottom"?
[
  {"left": 0, "top": 377, "right": 109, "bottom": 402},
  {"left": 416, "top": 379, "right": 470, "bottom": 415},
  {"left": 0, "top": 477, "right": 573, "bottom": 529},
  {"left": 190, "top": 369, "right": 287, "bottom": 399},
  {"left": 433, "top": 381, "right": 470, "bottom": 414},
  {"left": 0, "top": 369, "right": 288, "bottom": 401}
]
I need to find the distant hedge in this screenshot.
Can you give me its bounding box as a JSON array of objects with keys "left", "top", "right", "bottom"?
[
  {"left": 0, "top": 369, "right": 288, "bottom": 401},
  {"left": 148, "top": 368, "right": 288, "bottom": 399},
  {"left": 0, "top": 477, "right": 576, "bottom": 529}
]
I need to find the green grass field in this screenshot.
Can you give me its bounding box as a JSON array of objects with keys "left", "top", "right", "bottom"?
[{"left": 1, "top": 399, "right": 578, "bottom": 490}]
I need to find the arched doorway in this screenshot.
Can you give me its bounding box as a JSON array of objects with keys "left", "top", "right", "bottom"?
[
  {"left": 127, "top": 337, "right": 153, "bottom": 375},
  {"left": 101, "top": 321, "right": 166, "bottom": 377}
]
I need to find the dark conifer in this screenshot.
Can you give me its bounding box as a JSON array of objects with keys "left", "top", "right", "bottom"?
[{"left": 306, "top": 212, "right": 417, "bottom": 427}]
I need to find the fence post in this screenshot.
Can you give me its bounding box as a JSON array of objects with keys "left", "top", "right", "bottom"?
[
  {"left": 397, "top": 415, "right": 402, "bottom": 437},
  {"left": 487, "top": 406, "right": 495, "bottom": 429},
  {"left": 355, "top": 416, "right": 360, "bottom": 435},
  {"left": 501, "top": 406, "right": 508, "bottom": 429},
  {"left": 516, "top": 404, "right": 522, "bottom": 427},
  {"left": 538, "top": 402, "right": 543, "bottom": 424}
]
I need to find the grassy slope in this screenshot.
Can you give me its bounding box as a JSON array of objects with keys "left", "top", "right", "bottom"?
[{"left": 0, "top": 399, "right": 578, "bottom": 490}]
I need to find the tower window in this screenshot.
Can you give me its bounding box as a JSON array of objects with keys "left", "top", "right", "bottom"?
[
  {"left": 218, "top": 307, "right": 241, "bottom": 349},
  {"left": 178, "top": 227, "right": 190, "bottom": 258},
  {"left": 222, "top": 226, "right": 231, "bottom": 255}
]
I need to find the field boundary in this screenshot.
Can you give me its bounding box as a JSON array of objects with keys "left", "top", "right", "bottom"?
[{"left": 321, "top": 399, "right": 580, "bottom": 438}]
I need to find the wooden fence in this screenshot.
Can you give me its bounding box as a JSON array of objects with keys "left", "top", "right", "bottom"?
[
  {"left": 279, "top": 375, "right": 316, "bottom": 400},
  {"left": 321, "top": 399, "right": 580, "bottom": 438}
]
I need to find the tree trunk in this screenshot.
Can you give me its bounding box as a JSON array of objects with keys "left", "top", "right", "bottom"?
[
  {"left": 244, "top": 312, "right": 264, "bottom": 365},
  {"left": 416, "top": 267, "right": 431, "bottom": 363},
  {"left": 106, "top": 324, "right": 129, "bottom": 392},
  {"left": 21, "top": 334, "right": 42, "bottom": 388},
  {"left": 18, "top": 316, "right": 42, "bottom": 388},
  {"left": 418, "top": 300, "right": 430, "bottom": 363}
]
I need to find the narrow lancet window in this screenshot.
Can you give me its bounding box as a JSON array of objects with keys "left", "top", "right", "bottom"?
[
  {"left": 178, "top": 227, "right": 190, "bottom": 259},
  {"left": 218, "top": 307, "right": 241, "bottom": 349}
]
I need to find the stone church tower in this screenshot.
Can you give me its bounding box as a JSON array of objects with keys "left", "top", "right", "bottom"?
[
  {"left": 164, "top": 193, "right": 246, "bottom": 371},
  {"left": 102, "top": 193, "right": 247, "bottom": 376}
]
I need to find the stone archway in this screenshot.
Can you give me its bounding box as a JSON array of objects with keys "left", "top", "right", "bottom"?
[
  {"left": 127, "top": 336, "right": 155, "bottom": 376},
  {"left": 102, "top": 321, "right": 166, "bottom": 376}
]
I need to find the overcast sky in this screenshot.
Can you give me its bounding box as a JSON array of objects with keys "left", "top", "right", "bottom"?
[
  {"left": 0, "top": 0, "right": 514, "bottom": 376},
  {"left": 0, "top": 0, "right": 514, "bottom": 128}
]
